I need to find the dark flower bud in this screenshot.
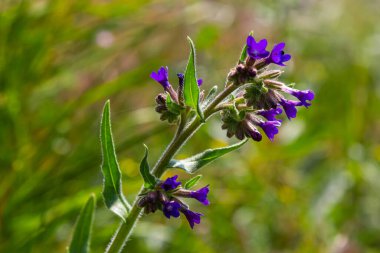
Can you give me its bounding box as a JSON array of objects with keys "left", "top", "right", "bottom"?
[
  {"left": 244, "top": 84, "right": 283, "bottom": 110},
  {"left": 154, "top": 93, "right": 181, "bottom": 124},
  {"left": 258, "top": 70, "right": 283, "bottom": 80},
  {"left": 227, "top": 63, "right": 257, "bottom": 85}
]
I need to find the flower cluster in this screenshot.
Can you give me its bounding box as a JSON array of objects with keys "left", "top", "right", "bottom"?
[
  {"left": 137, "top": 175, "right": 209, "bottom": 228},
  {"left": 224, "top": 35, "right": 314, "bottom": 141},
  {"left": 151, "top": 67, "right": 203, "bottom": 124}
]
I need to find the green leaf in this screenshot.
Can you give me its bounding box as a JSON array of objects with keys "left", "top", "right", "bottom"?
[
  {"left": 139, "top": 144, "right": 157, "bottom": 189},
  {"left": 68, "top": 194, "right": 96, "bottom": 253},
  {"left": 239, "top": 44, "right": 247, "bottom": 63},
  {"left": 184, "top": 175, "right": 202, "bottom": 189},
  {"left": 183, "top": 36, "right": 204, "bottom": 122},
  {"left": 168, "top": 139, "right": 248, "bottom": 174},
  {"left": 100, "top": 100, "right": 131, "bottom": 221}
]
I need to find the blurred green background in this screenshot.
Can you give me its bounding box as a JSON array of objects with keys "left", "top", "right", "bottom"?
[{"left": 1, "top": 0, "right": 380, "bottom": 252}]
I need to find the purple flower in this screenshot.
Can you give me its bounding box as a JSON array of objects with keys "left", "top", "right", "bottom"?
[
  {"left": 246, "top": 36, "right": 270, "bottom": 60},
  {"left": 161, "top": 175, "right": 181, "bottom": 191},
  {"left": 189, "top": 185, "right": 210, "bottom": 205},
  {"left": 162, "top": 201, "right": 181, "bottom": 218},
  {"left": 267, "top": 42, "right": 291, "bottom": 66},
  {"left": 279, "top": 99, "right": 302, "bottom": 120},
  {"left": 150, "top": 66, "right": 171, "bottom": 89},
  {"left": 258, "top": 120, "right": 281, "bottom": 141},
  {"left": 257, "top": 107, "right": 283, "bottom": 121},
  {"left": 181, "top": 208, "right": 203, "bottom": 229},
  {"left": 197, "top": 79, "right": 203, "bottom": 87},
  {"left": 282, "top": 88, "right": 314, "bottom": 107}
]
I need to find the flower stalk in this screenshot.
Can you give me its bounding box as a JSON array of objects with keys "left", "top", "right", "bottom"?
[{"left": 101, "top": 33, "right": 314, "bottom": 253}]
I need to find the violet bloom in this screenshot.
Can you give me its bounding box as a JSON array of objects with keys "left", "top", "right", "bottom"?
[
  {"left": 257, "top": 107, "right": 283, "bottom": 121},
  {"left": 258, "top": 120, "right": 281, "bottom": 141},
  {"left": 162, "top": 201, "right": 181, "bottom": 218},
  {"left": 267, "top": 42, "right": 291, "bottom": 66},
  {"left": 197, "top": 79, "right": 203, "bottom": 87},
  {"left": 150, "top": 66, "right": 171, "bottom": 89},
  {"left": 181, "top": 208, "right": 203, "bottom": 229},
  {"left": 161, "top": 175, "right": 181, "bottom": 191},
  {"left": 246, "top": 36, "right": 270, "bottom": 60},
  {"left": 279, "top": 99, "right": 302, "bottom": 120},
  {"left": 189, "top": 185, "right": 210, "bottom": 205},
  {"left": 282, "top": 87, "right": 314, "bottom": 107}
]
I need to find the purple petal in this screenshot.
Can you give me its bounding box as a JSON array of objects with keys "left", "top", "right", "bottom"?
[
  {"left": 283, "top": 88, "right": 314, "bottom": 107},
  {"left": 161, "top": 175, "right": 181, "bottom": 191},
  {"left": 189, "top": 185, "right": 210, "bottom": 205},
  {"left": 258, "top": 120, "right": 281, "bottom": 141},
  {"left": 274, "top": 42, "right": 285, "bottom": 52},
  {"left": 197, "top": 79, "right": 203, "bottom": 87},
  {"left": 246, "top": 35, "right": 256, "bottom": 46},
  {"left": 257, "top": 107, "right": 283, "bottom": 121},
  {"left": 282, "top": 54, "right": 291, "bottom": 62},
  {"left": 279, "top": 99, "right": 302, "bottom": 119},
  {"left": 257, "top": 39, "right": 268, "bottom": 50},
  {"left": 162, "top": 201, "right": 181, "bottom": 219},
  {"left": 181, "top": 209, "right": 203, "bottom": 229}
]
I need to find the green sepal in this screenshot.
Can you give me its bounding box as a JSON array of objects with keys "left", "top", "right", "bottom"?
[
  {"left": 183, "top": 36, "right": 205, "bottom": 122},
  {"left": 166, "top": 94, "right": 184, "bottom": 115},
  {"left": 184, "top": 175, "right": 203, "bottom": 189},
  {"left": 68, "top": 194, "right": 96, "bottom": 253},
  {"left": 139, "top": 144, "right": 157, "bottom": 189},
  {"left": 168, "top": 139, "right": 248, "bottom": 174},
  {"left": 100, "top": 100, "right": 131, "bottom": 221}
]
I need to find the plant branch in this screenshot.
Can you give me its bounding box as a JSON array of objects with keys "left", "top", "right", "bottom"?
[{"left": 105, "top": 83, "right": 238, "bottom": 253}]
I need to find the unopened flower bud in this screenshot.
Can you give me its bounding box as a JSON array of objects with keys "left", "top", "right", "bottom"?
[{"left": 258, "top": 70, "right": 283, "bottom": 79}]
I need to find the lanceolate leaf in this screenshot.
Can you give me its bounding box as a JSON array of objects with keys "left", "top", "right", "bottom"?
[
  {"left": 168, "top": 139, "right": 248, "bottom": 174},
  {"left": 184, "top": 175, "right": 202, "bottom": 189},
  {"left": 139, "top": 144, "right": 157, "bottom": 189},
  {"left": 100, "top": 100, "right": 131, "bottom": 221},
  {"left": 239, "top": 44, "right": 248, "bottom": 63},
  {"left": 68, "top": 194, "right": 96, "bottom": 253},
  {"left": 184, "top": 36, "right": 204, "bottom": 122}
]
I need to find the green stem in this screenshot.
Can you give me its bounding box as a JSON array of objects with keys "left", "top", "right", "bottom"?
[{"left": 105, "top": 83, "right": 237, "bottom": 253}]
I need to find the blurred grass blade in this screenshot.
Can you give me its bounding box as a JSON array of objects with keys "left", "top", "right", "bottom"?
[
  {"left": 139, "top": 144, "right": 157, "bottom": 189},
  {"left": 168, "top": 139, "right": 248, "bottom": 173},
  {"left": 184, "top": 175, "right": 202, "bottom": 189},
  {"left": 68, "top": 194, "right": 96, "bottom": 253},
  {"left": 184, "top": 36, "right": 204, "bottom": 122},
  {"left": 100, "top": 100, "right": 131, "bottom": 220}
]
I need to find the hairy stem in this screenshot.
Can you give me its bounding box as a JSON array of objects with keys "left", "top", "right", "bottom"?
[{"left": 105, "top": 83, "right": 237, "bottom": 253}]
